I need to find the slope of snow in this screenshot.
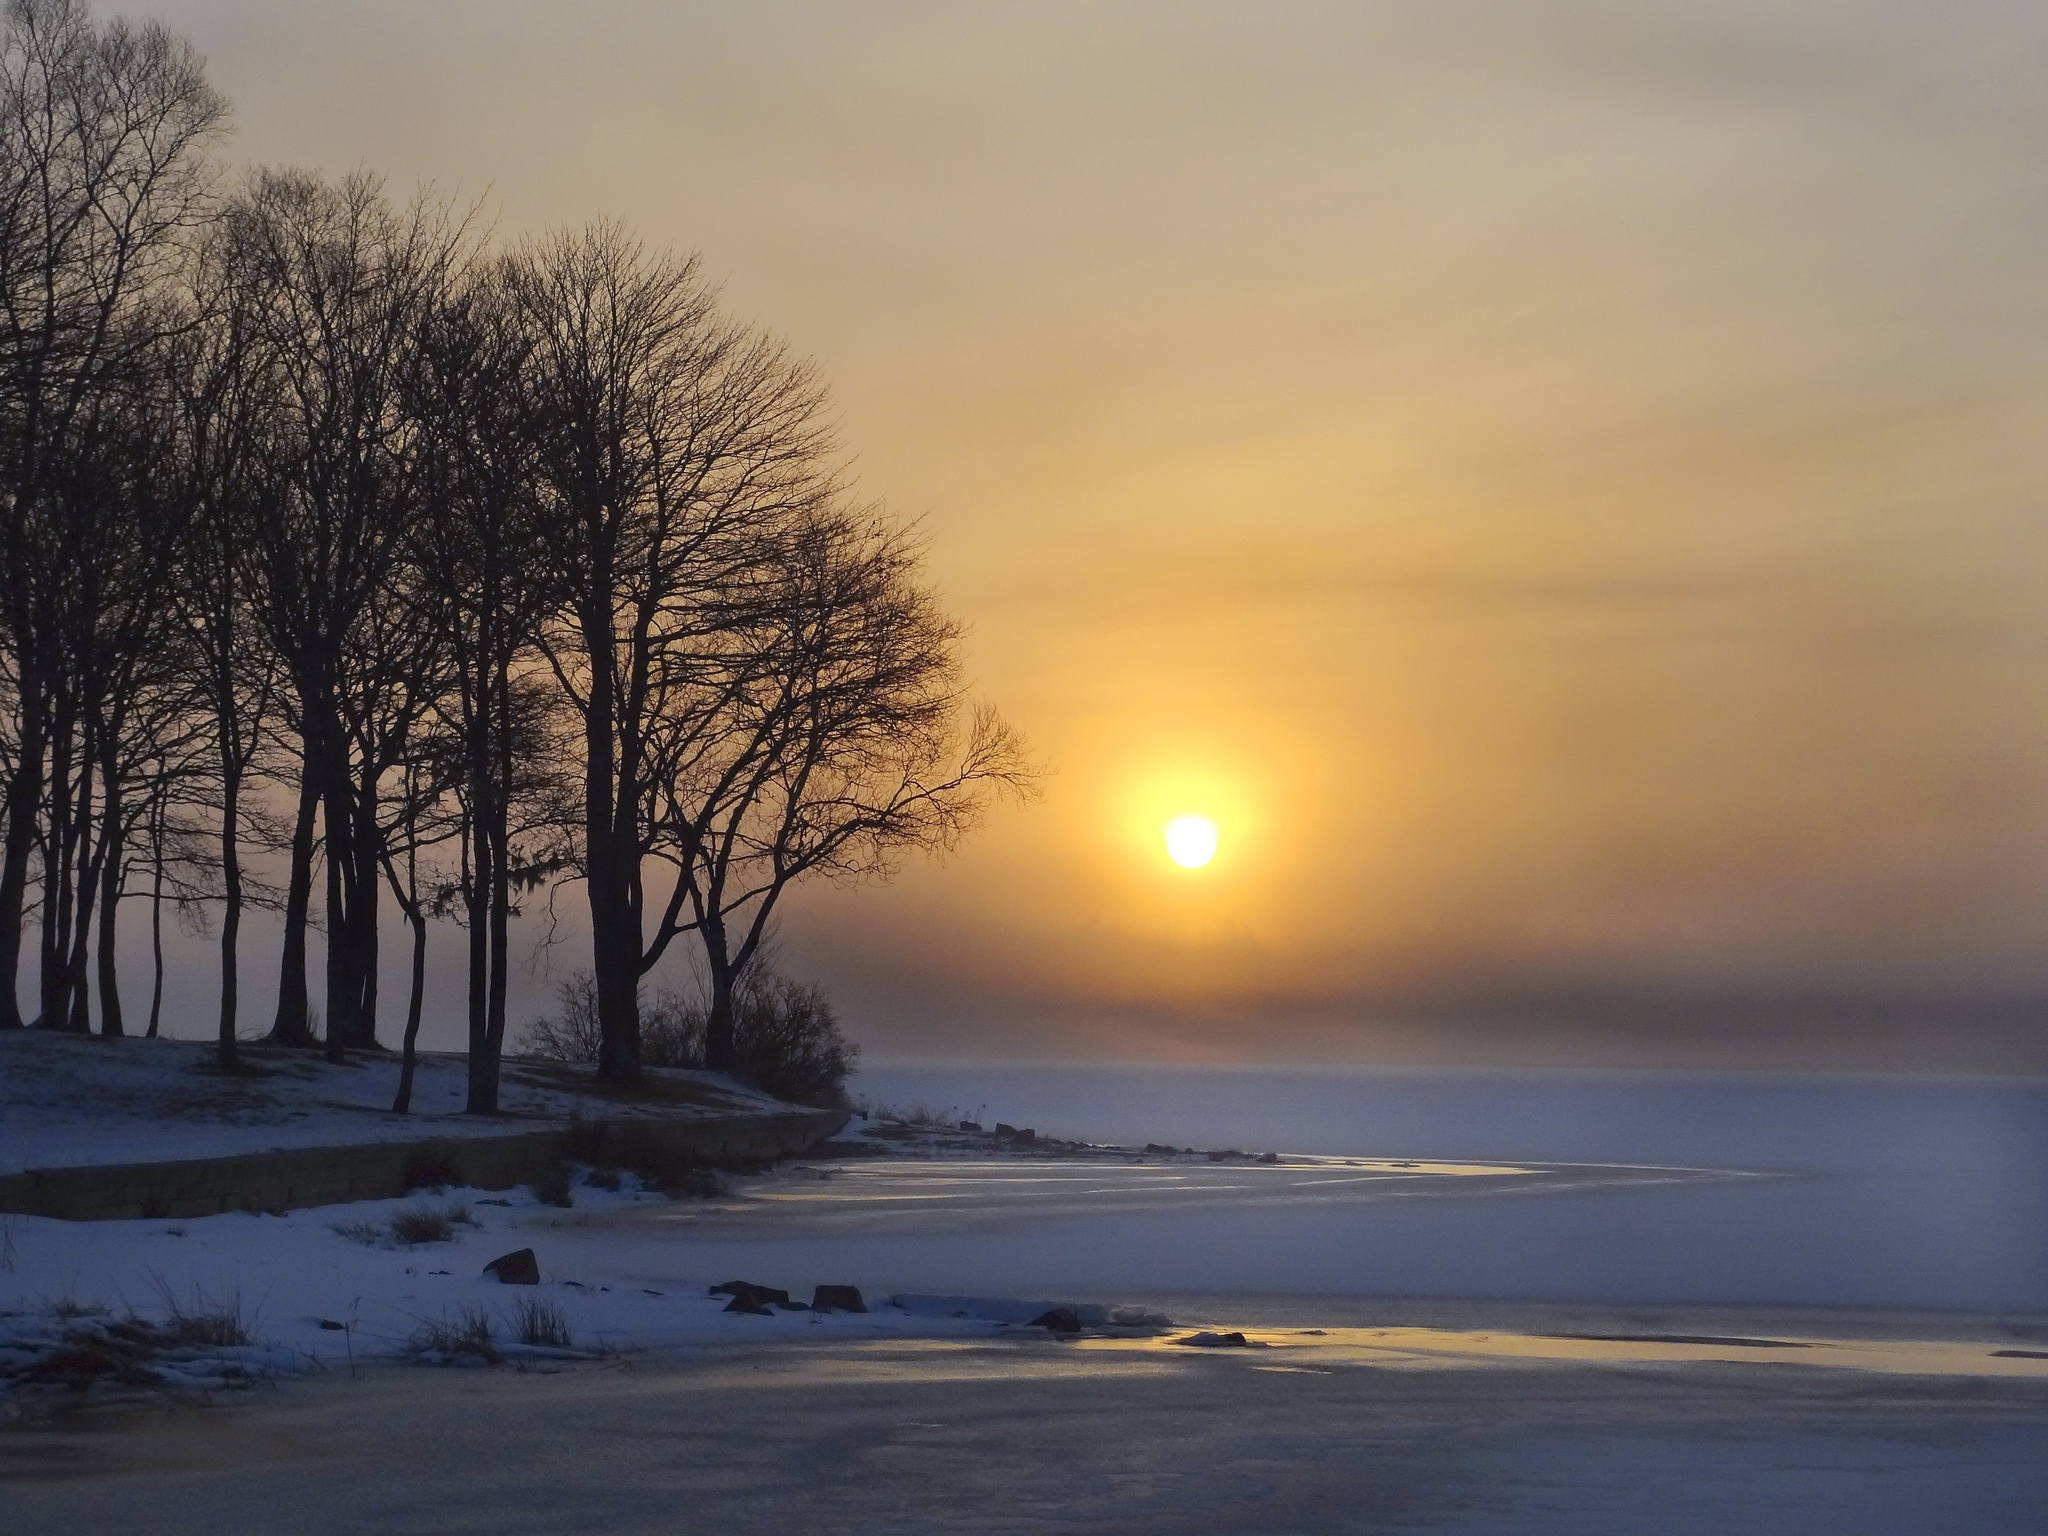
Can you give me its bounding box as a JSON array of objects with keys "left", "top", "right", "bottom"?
[{"left": 0, "top": 1030, "right": 793, "bottom": 1175}]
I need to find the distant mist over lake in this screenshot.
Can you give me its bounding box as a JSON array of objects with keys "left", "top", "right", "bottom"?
[{"left": 848, "top": 1063, "right": 2048, "bottom": 1310}]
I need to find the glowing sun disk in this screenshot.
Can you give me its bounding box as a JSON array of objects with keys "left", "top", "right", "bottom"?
[{"left": 1164, "top": 815, "right": 1218, "bottom": 869}]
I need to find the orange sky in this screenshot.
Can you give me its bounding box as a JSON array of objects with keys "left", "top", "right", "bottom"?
[{"left": 143, "top": 2, "right": 2048, "bottom": 1064}]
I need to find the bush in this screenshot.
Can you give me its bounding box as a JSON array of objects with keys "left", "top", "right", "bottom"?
[
  {"left": 728, "top": 971, "right": 857, "bottom": 1108},
  {"left": 519, "top": 963, "right": 857, "bottom": 1107},
  {"left": 522, "top": 973, "right": 704, "bottom": 1068},
  {"left": 520, "top": 973, "right": 603, "bottom": 1063},
  {"left": 642, "top": 988, "right": 705, "bottom": 1069}
]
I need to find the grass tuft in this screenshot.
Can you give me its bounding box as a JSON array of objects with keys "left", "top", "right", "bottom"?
[
  {"left": 407, "top": 1304, "right": 501, "bottom": 1364},
  {"left": 389, "top": 1207, "right": 453, "bottom": 1245},
  {"left": 388, "top": 1200, "right": 477, "bottom": 1246},
  {"left": 147, "top": 1274, "right": 253, "bottom": 1347},
  {"left": 509, "top": 1296, "right": 573, "bottom": 1349}
]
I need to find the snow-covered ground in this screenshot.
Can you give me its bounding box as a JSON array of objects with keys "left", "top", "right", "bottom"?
[
  {"left": 0, "top": 1029, "right": 792, "bottom": 1174},
  {"left": 4, "top": 1124, "right": 2042, "bottom": 1403}
]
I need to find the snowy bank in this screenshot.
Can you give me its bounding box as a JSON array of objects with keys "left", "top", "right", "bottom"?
[{"left": 0, "top": 1030, "right": 810, "bottom": 1177}]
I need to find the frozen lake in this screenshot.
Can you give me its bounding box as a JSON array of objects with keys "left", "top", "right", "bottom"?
[{"left": 812, "top": 1064, "right": 2048, "bottom": 1312}]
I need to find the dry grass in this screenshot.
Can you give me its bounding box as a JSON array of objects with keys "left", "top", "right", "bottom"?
[
  {"left": 509, "top": 1296, "right": 573, "bottom": 1349},
  {"left": 13, "top": 1322, "right": 165, "bottom": 1390},
  {"left": 407, "top": 1304, "right": 501, "bottom": 1364},
  {"left": 146, "top": 1275, "right": 252, "bottom": 1347},
  {"left": 6, "top": 1283, "right": 254, "bottom": 1394},
  {"left": 331, "top": 1200, "right": 478, "bottom": 1248}
]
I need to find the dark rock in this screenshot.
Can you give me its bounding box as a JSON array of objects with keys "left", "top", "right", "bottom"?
[
  {"left": 959, "top": 1120, "right": 983, "bottom": 1132},
  {"left": 995, "top": 1123, "right": 1017, "bottom": 1137},
  {"left": 812, "top": 1285, "right": 867, "bottom": 1313},
  {"left": 777, "top": 1300, "right": 812, "bottom": 1311},
  {"left": 1257, "top": 1152, "right": 1280, "bottom": 1164},
  {"left": 1144, "top": 1143, "right": 1179, "bottom": 1155},
  {"left": 1018, "top": 1128, "right": 1035, "bottom": 1143},
  {"left": 318, "top": 1319, "right": 346, "bottom": 1331},
  {"left": 1030, "top": 1307, "right": 1083, "bottom": 1334},
  {"left": 483, "top": 1248, "right": 540, "bottom": 1285},
  {"left": 709, "top": 1280, "right": 789, "bottom": 1309},
  {"left": 724, "top": 1292, "right": 775, "bottom": 1315},
  {"left": 1175, "top": 1330, "right": 1251, "bottom": 1348}
]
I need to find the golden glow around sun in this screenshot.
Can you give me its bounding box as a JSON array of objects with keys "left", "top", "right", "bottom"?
[{"left": 1164, "top": 815, "right": 1219, "bottom": 868}]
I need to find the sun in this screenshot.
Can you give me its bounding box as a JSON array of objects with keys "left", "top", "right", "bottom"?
[{"left": 1164, "top": 815, "right": 1218, "bottom": 869}]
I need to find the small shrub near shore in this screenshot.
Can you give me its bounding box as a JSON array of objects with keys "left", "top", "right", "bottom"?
[
  {"left": 147, "top": 1275, "right": 251, "bottom": 1347},
  {"left": 520, "top": 963, "right": 857, "bottom": 1108},
  {"left": 407, "top": 1305, "right": 500, "bottom": 1365},
  {"left": 2, "top": 1282, "right": 257, "bottom": 1394},
  {"left": 510, "top": 1297, "right": 572, "bottom": 1349},
  {"left": 331, "top": 1200, "right": 479, "bottom": 1248}
]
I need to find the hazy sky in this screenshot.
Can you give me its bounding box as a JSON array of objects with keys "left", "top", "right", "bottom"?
[{"left": 122, "top": 2, "right": 2048, "bottom": 1065}]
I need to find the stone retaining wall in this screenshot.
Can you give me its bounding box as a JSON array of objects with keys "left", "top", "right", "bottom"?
[{"left": 0, "top": 1108, "right": 848, "bottom": 1221}]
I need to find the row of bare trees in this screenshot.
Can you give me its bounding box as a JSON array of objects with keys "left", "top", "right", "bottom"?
[{"left": 0, "top": 0, "right": 1033, "bottom": 1109}]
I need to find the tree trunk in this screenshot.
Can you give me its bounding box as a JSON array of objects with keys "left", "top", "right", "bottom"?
[
  {"left": 703, "top": 917, "right": 736, "bottom": 1072},
  {"left": 306, "top": 699, "right": 357, "bottom": 1061},
  {"left": 0, "top": 707, "right": 45, "bottom": 1030},
  {"left": 37, "top": 706, "right": 77, "bottom": 1029},
  {"left": 348, "top": 770, "right": 381, "bottom": 1049},
  {"left": 484, "top": 803, "right": 511, "bottom": 1106},
  {"left": 55, "top": 726, "right": 97, "bottom": 1034},
  {"left": 463, "top": 779, "right": 498, "bottom": 1114},
  {"left": 321, "top": 781, "right": 352, "bottom": 1062},
  {"left": 582, "top": 611, "right": 641, "bottom": 1083},
  {"left": 393, "top": 895, "right": 425, "bottom": 1113},
  {"left": 218, "top": 751, "right": 243, "bottom": 1066},
  {"left": 266, "top": 768, "right": 318, "bottom": 1045},
  {"left": 63, "top": 804, "right": 96, "bottom": 1034},
  {"left": 94, "top": 769, "right": 124, "bottom": 1036},
  {"left": 146, "top": 786, "right": 164, "bottom": 1040}
]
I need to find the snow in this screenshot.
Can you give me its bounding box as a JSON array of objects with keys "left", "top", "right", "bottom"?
[
  {"left": 3, "top": 1137, "right": 2041, "bottom": 1400},
  {"left": 0, "top": 1029, "right": 792, "bottom": 1174}
]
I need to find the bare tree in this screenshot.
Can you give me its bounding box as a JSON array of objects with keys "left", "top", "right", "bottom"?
[
  {"left": 0, "top": 0, "right": 224, "bottom": 1029},
  {"left": 509, "top": 224, "right": 836, "bottom": 1083},
  {"left": 403, "top": 271, "right": 569, "bottom": 1110},
  {"left": 161, "top": 240, "right": 281, "bottom": 1064},
  {"left": 228, "top": 168, "right": 465, "bottom": 1060},
  {"left": 662, "top": 508, "right": 1036, "bottom": 1070}
]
